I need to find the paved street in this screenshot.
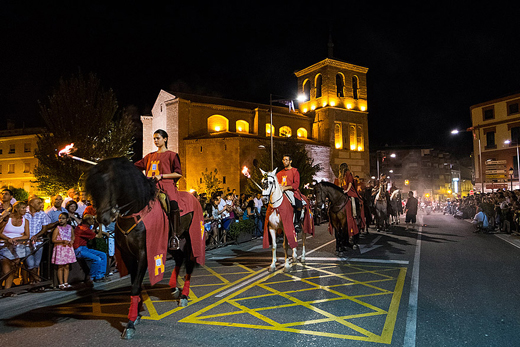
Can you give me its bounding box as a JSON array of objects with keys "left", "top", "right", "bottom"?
[{"left": 1, "top": 212, "right": 520, "bottom": 346}]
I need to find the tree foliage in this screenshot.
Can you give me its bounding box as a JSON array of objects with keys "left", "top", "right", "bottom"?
[
  {"left": 34, "top": 73, "right": 136, "bottom": 195},
  {"left": 245, "top": 138, "right": 321, "bottom": 196},
  {"left": 197, "top": 168, "right": 223, "bottom": 198}
]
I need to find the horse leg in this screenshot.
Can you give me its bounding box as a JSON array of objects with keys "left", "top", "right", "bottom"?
[
  {"left": 121, "top": 251, "right": 147, "bottom": 340},
  {"left": 300, "top": 231, "right": 306, "bottom": 263},
  {"left": 268, "top": 226, "right": 277, "bottom": 272},
  {"left": 170, "top": 250, "right": 183, "bottom": 300},
  {"left": 282, "top": 236, "right": 292, "bottom": 273},
  {"left": 179, "top": 236, "right": 194, "bottom": 307}
]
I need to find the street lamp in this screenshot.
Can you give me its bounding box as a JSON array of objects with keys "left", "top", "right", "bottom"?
[
  {"left": 510, "top": 167, "right": 514, "bottom": 191},
  {"left": 269, "top": 94, "right": 300, "bottom": 170},
  {"left": 452, "top": 128, "right": 482, "bottom": 192}
]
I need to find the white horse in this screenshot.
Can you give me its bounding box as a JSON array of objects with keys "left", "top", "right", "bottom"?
[
  {"left": 389, "top": 189, "right": 401, "bottom": 224},
  {"left": 260, "top": 168, "right": 306, "bottom": 272}
]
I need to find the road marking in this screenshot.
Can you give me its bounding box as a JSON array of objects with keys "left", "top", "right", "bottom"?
[
  {"left": 359, "top": 235, "right": 383, "bottom": 254},
  {"left": 403, "top": 215, "right": 422, "bottom": 347},
  {"left": 182, "top": 261, "right": 407, "bottom": 343},
  {"left": 495, "top": 234, "right": 520, "bottom": 250}
]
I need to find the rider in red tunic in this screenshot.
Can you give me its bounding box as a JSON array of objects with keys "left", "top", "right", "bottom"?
[
  {"left": 333, "top": 163, "right": 362, "bottom": 236},
  {"left": 277, "top": 155, "right": 304, "bottom": 229}
]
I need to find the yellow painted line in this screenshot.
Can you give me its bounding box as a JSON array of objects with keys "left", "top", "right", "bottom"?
[
  {"left": 141, "top": 290, "right": 160, "bottom": 319},
  {"left": 182, "top": 263, "right": 407, "bottom": 343},
  {"left": 203, "top": 264, "right": 231, "bottom": 284},
  {"left": 91, "top": 294, "right": 102, "bottom": 315}
]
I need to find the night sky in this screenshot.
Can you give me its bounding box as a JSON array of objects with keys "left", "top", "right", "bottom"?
[{"left": 2, "top": 3, "right": 520, "bottom": 157}]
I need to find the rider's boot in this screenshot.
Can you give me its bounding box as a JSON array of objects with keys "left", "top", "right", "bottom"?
[
  {"left": 293, "top": 206, "right": 302, "bottom": 233},
  {"left": 169, "top": 200, "right": 181, "bottom": 250}
]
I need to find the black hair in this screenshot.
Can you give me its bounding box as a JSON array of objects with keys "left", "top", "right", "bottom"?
[
  {"left": 154, "top": 129, "right": 169, "bottom": 148},
  {"left": 2, "top": 188, "right": 13, "bottom": 196},
  {"left": 282, "top": 154, "right": 292, "bottom": 161},
  {"left": 65, "top": 200, "right": 78, "bottom": 211},
  {"left": 59, "top": 212, "right": 69, "bottom": 219}
]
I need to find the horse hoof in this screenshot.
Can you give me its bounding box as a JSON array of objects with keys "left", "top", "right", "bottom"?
[
  {"left": 171, "top": 287, "right": 181, "bottom": 300},
  {"left": 300, "top": 256, "right": 306, "bottom": 263},
  {"left": 121, "top": 327, "right": 135, "bottom": 340},
  {"left": 133, "top": 315, "right": 142, "bottom": 326},
  {"left": 179, "top": 295, "right": 189, "bottom": 307},
  {"left": 268, "top": 266, "right": 276, "bottom": 273},
  {"left": 283, "top": 266, "right": 292, "bottom": 273},
  {"left": 353, "top": 245, "right": 359, "bottom": 250}
]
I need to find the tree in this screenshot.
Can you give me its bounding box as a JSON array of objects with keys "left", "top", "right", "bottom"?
[
  {"left": 34, "top": 73, "right": 136, "bottom": 195},
  {"left": 197, "top": 168, "right": 223, "bottom": 198},
  {"left": 245, "top": 138, "right": 321, "bottom": 196}
]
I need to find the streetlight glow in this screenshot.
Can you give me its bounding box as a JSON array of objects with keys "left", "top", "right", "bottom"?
[
  {"left": 297, "top": 94, "right": 307, "bottom": 102},
  {"left": 451, "top": 129, "right": 460, "bottom": 134}
]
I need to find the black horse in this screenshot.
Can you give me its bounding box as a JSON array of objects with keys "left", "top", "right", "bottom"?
[
  {"left": 85, "top": 157, "right": 201, "bottom": 339},
  {"left": 314, "top": 182, "right": 361, "bottom": 256}
]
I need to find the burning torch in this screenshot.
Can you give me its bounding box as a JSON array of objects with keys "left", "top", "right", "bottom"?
[
  {"left": 242, "top": 166, "right": 262, "bottom": 191},
  {"left": 58, "top": 143, "right": 98, "bottom": 165}
]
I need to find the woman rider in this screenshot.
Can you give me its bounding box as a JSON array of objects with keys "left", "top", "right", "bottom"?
[{"left": 134, "top": 129, "right": 182, "bottom": 233}]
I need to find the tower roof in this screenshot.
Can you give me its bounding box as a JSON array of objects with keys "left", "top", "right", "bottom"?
[{"left": 294, "top": 58, "right": 368, "bottom": 77}]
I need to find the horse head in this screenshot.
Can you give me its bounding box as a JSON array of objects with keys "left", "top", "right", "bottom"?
[
  {"left": 85, "top": 157, "right": 156, "bottom": 225},
  {"left": 314, "top": 182, "right": 325, "bottom": 207}
]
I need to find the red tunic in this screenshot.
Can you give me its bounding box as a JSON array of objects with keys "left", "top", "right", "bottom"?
[
  {"left": 276, "top": 167, "right": 302, "bottom": 201},
  {"left": 334, "top": 171, "right": 359, "bottom": 198},
  {"left": 134, "top": 151, "right": 182, "bottom": 201},
  {"left": 73, "top": 224, "right": 96, "bottom": 249}
]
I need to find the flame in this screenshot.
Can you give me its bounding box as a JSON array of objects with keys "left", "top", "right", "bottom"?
[
  {"left": 241, "top": 166, "right": 251, "bottom": 178},
  {"left": 58, "top": 143, "right": 75, "bottom": 156}
]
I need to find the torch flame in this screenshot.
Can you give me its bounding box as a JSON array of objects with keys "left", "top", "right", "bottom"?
[
  {"left": 58, "top": 143, "right": 75, "bottom": 156},
  {"left": 242, "top": 166, "right": 251, "bottom": 178}
]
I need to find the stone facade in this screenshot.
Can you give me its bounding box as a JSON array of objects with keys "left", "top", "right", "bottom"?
[{"left": 140, "top": 58, "right": 370, "bottom": 193}]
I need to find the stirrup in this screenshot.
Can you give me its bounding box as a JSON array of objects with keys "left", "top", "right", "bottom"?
[{"left": 168, "top": 235, "right": 180, "bottom": 250}]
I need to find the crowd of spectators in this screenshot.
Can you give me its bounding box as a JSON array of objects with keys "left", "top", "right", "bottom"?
[
  {"left": 441, "top": 190, "right": 520, "bottom": 234},
  {"left": 0, "top": 187, "right": 114, "bottom": 297}
]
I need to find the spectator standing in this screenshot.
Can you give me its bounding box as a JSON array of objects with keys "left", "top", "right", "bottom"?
[
  {"left": 62, "top": 188, "right": 78, "bottom": 208},
  {"left": 65, "top": 200, "right": 82, "bottom": 228},
  {"left": 218, "top": 193, "right": 234, "bottom": 231},
  {"left": 0, "top": 201, "right": 30, "bottom": 296},
  {"left": 24, "top": 195, "right": 51, "bottom": 287},
  {"left": 76, "top": 191, "right": 89, "bottom": 217},
  {"left": 254, "top": 193, "right": 264, "bottom": 233},
  {"left": 0, "top": 189, "right": 15, "bottom": 224},
  {"left": 405, "top": 191, "right": 419, "bottom": 230},
  {"left": 46, "top": 195, "right": 67, "bottom": 224},
  {"left": 51, "top": 212, "right": 76, "bottom": 289}
]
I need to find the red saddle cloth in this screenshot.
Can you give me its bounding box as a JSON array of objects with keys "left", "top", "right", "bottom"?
[
  {"left": 327, "top": 198, "right": 362, "bottom": 237},
  {"left": 115, "top": 192, "right": 205, "bottom": 286},
  {"left": 263, "top": 195, "right": 314, "bottom": 249}
]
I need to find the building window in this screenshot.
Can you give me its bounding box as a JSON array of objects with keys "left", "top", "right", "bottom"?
[
  {"left": 486, "top": 131, "right": 496, "bottom": 149},
  {"left": 508, "top": 100, "right": 520, "bottom": 116},
  {"left": 352, "top": 76, "right": 359, "bottom": 100},
  {"left": 512, "top": 126, "right": 520, "bottom": 144},
  {"left": 223, "top": 176, "right": 226, "bottom": 184},
  {"left": 334, "top": 122, "right": 342, "bottom": 149},
  {"left": 279, "top": 126, "right": 292, "bottom": 137},
  {"left": 0, "top": 148, "right": 2, "bottom": 155},
  {"left": 8, "top": 164, "right": 14, "bottom": 173},
  {"left": 303, "top": 79, "right": 310, "bottom": 101},
  {"left": 236, "top": 120, "right": 249, "bottom": 133},
  {"left": 9, "top": 144, "right": 15, "bottom": 154},
  {"left": 24, "top": 143, "right": 31, "bottom": 153},
  {"left": 356, "top": 124, "right": 364, "bottom": 151},
  {"left": 0, "top": 164, "right": 2, "bottom": 174},
  {"left": 315, "top": 74, "right": 322, "bottom": 99},
  {"left": 296, "top": 128, "right": 308, "bottom": 139},
  {"left": 336, "top": 73, "right": 344, "bottom": 97},
  {"left": 483, "top": 106, "right": 494, "bottom": 120},
  {"left": 349, "top": 124, "right": 357, "bottom": 150},
  {"left": 208, "top": 115, "right": 229, "bottom": 133},
  {"left": 24, "top": 163, "right": 30, "bottom": 173},
  {"left": 266, "top": 124, "right": 275, "bottom": 137}
]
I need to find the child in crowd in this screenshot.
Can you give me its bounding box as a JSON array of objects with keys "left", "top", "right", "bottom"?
[{"left": 51, "top": 212, "right": 77, "bottom": 289}]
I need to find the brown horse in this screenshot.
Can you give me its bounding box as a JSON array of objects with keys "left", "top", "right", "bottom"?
[{"left": 86, "top": 157, "right": 204, "bottom": 339}]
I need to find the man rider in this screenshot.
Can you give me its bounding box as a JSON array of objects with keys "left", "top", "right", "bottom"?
[{"left": 276, "top": 155, "right": 303, "bottom": 231}]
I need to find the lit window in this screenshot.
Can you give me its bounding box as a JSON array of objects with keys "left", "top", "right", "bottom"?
[
  {"left": 236, "top": 120, "right": 249, "bottom": 133},
  {"left": 266, "top": 124, "right": 275, "bottom": 137},
  {"left": 279, "top": 126, "right": 292, "bottom": 137},
  {"left": 349, "top": 124, "right": 357, "bottom": 150},
  {"left": 297, "top": 128, "right": 307, "bottom": 139},
  {"left": 334, "top": 122, "right": 343, "bottom": 149},
  {"left": 208, "top": 115, "right": 229, "bottom": 133}
]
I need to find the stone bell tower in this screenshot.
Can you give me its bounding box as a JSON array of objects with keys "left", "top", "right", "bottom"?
[{"left": 295, "top": 57, "right": 370, "bottom": 179}]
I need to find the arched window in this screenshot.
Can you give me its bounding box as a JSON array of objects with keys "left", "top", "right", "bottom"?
[
  {"left": 266, "top": 123, "right": 275, "bottom": 137},
  {"left": 315, "top": 74, "right": 322, "bottom": 99},
  {"left": 336, "top": 73, "right": 344, "bottom": 97},
  {"left": 303, "top": 79, "right": 311, "bottom": 101},
  {"left": 279, "top": 126, "right": 292, "bottom": 137},
  {"left": 352, "top": 75, "right": 359, "bottom": 100},
  {"left": 236, "top": 120, "right": 249, "bottom": 133},
  {"left": 297, "top": 127, "right": 308, "bottom": 139},
  {"left": 334, "top": 122, "right": 342, "bottom": 149},
  {"left": 208, "top": 115, "right": 229, "bottom": 133}
]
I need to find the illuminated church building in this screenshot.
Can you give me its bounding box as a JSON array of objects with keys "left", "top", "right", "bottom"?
[{"left": 141, "top": 57, "right": 369, "bottom": 192}]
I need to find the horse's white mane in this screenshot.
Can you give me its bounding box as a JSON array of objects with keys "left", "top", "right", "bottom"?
[{"left": 390, "top": 189, "right": 400, "bottom": 199}]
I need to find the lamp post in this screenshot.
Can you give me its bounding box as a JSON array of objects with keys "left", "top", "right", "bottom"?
[
  {"left": 510, "top": 167, "right": 514, "bottom": 191},
  {"left": 269, "top": 94, "right": 303, "bottom": 170},
  {"left": 452, "top": 128, "right": 482, "bottom": 192}
]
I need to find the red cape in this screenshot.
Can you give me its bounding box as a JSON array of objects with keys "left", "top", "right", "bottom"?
[{"left": 177, "top": 191, "right": 205, "bottom": 265}]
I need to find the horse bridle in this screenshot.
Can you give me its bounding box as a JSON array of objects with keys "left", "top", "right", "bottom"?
[{"left": 262, "top": 175, "right": 284, "bottom": 205}]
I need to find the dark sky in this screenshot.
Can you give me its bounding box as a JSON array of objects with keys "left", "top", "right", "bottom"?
[{"left": 2, "top": 3, "right": 520, "bottom": 157}]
